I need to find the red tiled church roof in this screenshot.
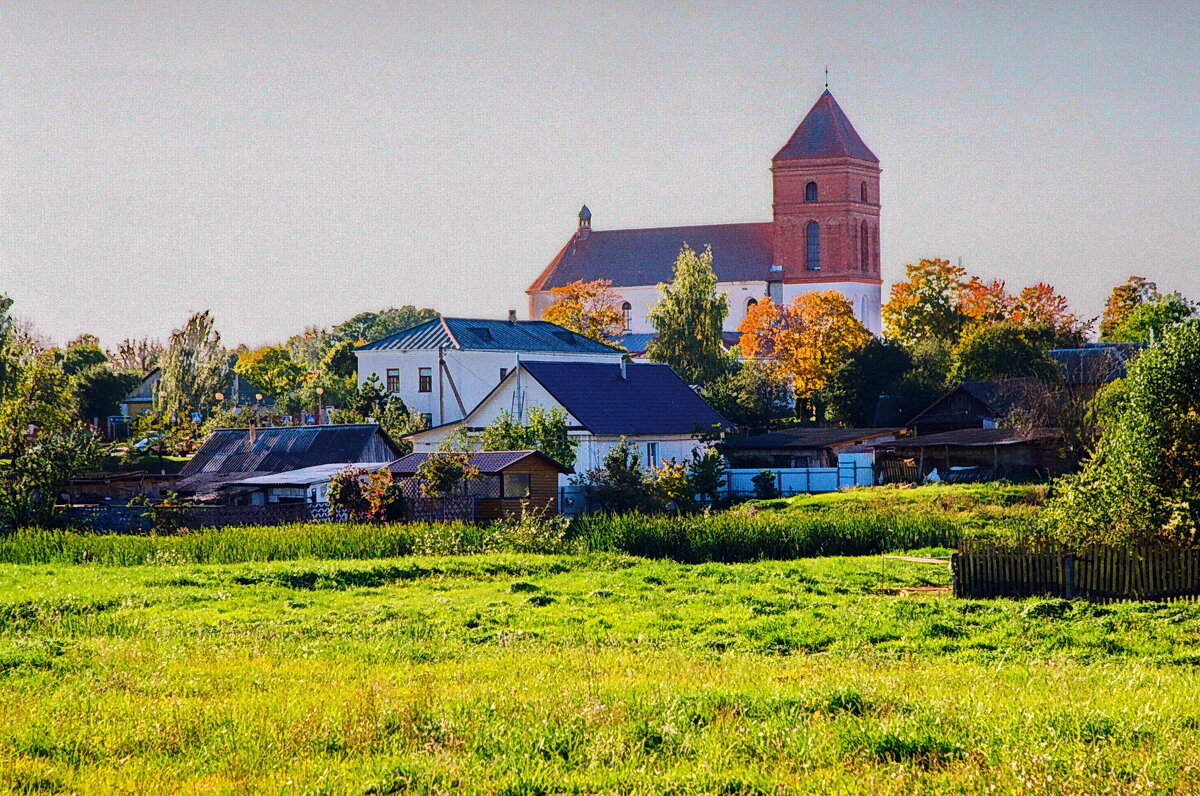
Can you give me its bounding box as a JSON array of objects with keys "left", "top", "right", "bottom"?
[
  {"left": 528, "top": 221, "right": 775, "bottom": 292},
  {"left": 773, "top": 90, "right": 878, "bottom": 163}
]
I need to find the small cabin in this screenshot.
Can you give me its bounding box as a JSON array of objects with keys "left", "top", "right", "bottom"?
[{"left": 389, "top": 450, "right": 572, "bottom": 520}]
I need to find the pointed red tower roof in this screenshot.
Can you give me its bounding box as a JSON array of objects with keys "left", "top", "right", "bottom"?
[{"left": 773, "top": 90, "right": 878, "bottom": 163}]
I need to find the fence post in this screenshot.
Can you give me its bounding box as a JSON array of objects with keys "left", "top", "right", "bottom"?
[{"left": 1063, "top": 554, "right": 1076, "bottom": 599}]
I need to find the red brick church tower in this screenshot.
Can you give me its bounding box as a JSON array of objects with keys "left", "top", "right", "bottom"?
[{"left": 772, "top": 90, "right": 882, "bottom": 329}]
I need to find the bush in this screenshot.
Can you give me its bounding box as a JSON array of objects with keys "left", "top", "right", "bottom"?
[{"left": 752, "top": 470, "right": 779, "bottom": 500}]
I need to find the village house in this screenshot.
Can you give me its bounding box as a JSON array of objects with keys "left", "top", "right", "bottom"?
[
  {"left": 404, "top": 360, "right": 732, "bottom": 482},
  {"left": 120, "top": 364, "right": 275, "bottom": 421},
  {"left": 527, "top": 89, "right": 883, "bottom": 335},
  {"left": 354, "top": 314, "right": 625, "bottom": 427},
  {"left": 727, "top": 427, "right": 902, "bottom": 468},
  {"left": 389, "top": 450, "right": 572, "bottom": 520},
  {"left": 175, "top": 424, "right": 401, "bottom": 503}
]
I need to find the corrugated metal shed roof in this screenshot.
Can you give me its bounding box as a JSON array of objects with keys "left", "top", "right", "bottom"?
[
  {"left": 773, "top": 90, "right": 878, "bottom": 163},
  {"left": 224, "top": 461, "right": 388, "bottom": 488},
  {"left": 870, "top": 428, "right": 1060, "bottom": 448},
  {"left": 528, "top": 222, "right": 776, "bottom": 292},
  {"left": 356, "top": 317, "right": 622, "bottom": 354},
  {"left": 389, "top": 450, "right": 572, "bottom": 475},
  {"left": 521, "top": 361, "right": 733, "bottom": 436},
  {"left": 1049, "top": 344, "right": 1140, "bottom": 386},
  {"left": 731, "top": 427, "right": 900, "bottom": 451},
  {"left": 177, "top": 424, "right": 400, "bottom": 493}
]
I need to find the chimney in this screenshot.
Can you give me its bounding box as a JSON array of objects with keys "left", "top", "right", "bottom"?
[{"left": 508, "top": 309, "right": 517, "bottom": 324}]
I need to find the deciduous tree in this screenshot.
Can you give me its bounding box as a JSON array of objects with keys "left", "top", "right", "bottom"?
[
  {"left": 234, "top": 346, "right": 306, "bottom": 398},
  {"left": 739, "top": 291, "right": 871, "bottom": 411},
  {"left": 950, "top": 321, "right": 1059, "bottom": 382},
  {"left": 882, "top": 258, "right": 968, "bottom": 347},
  {"left": 820, "top": 338, "right": 912, "bottom": 426},
  {"left": 1100, "top": 276, "right": 1160, "bottom": 341},
  {"left": 478, "top": 407, "right": 577, "bottom": 468},
  {"left": 647, "top": 245, "right": 732, "bottom": 385},
  {"left": 158, "top": 311, "right": 227, "bottom": 416},
  {"left": 1012, "top": 283, "right": 1087, "bottom": 345},
  {"left": 1105, "top": 293, "right": 1196, "bottom": 345},
  {"left": 541, "top": 279, "right": 626, "bottom": 346}
]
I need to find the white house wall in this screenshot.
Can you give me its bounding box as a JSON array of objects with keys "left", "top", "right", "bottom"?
[
  {"left": 780, "top": 281, "right": 882, "bottom": 335},
  {"left": 355, "top": 348, "right": 622, "bottom": 426}
]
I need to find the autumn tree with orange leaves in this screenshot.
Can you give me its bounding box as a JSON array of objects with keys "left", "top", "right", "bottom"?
[
  {"left": 739, "top": 292, "right": 871, "bottom": 414},
  {"left": 540, "top": 279, "right": 626, "bottom": 346}
]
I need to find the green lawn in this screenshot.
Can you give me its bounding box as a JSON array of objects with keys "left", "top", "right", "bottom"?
[{"left": 2, "top": 549, "right": 1199, "bottom": 794}]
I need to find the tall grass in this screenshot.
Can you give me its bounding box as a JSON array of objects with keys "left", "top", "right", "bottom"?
[
  {"left": 0, "top": 506, "right": 972, "bottom": 567},
  {"left": 573, "top": 510, "right": 963, "bottom": 563}
]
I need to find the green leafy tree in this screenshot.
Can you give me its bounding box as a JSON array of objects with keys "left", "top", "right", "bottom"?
[
  {"left": 820, "top": 339, "right": 912, "bottom": 427},
  {"left": 326, "top": 306, "right": 439, "bottom": 350},
  {"left": 688, "top": 446, "right": 727, "bottom": 505},
  {"left": 584, "top": 437, "right": 654, "bottom": 513},
  {"left": 320, "top": 339, "right": 358, "bottom": 381},
  {"left": 0, "top": 296, "right": 20, "bottom": 404},
  {"left": 71, "top": 366, "right": 143, "bottom": 423},
  {"left": 234, "top": 346, "right": 306, "bottom": 398},
  {"left": 1105, "top": 293, "right": 1196, "bottom": 345},
  {"left": 702, "top": 359, "right": 792, "bottom": 433},
  {"left": 477, "top": 407, "right": 578, "bottom": 469},
  {"left": 647, "top": 460, "right": 695, "bottom": 513},
  {"left": 1099, "top": 276, "right": 1161, "bottom": 341},
  {"left": 0, "top": 363, "right": 75, "bottom": 455},
  {"left": 0, "top": 427, "right": 108, "bottom": 528},
  {"left": 882, "top": 258, "right": 968, "bottom": 347},
  {"left": 60, "top": 343, "right": 108, "bottom": 376},
  {"left": 647, "top": 244, "right": 731, "bottom": 385},
  {"left": 1047, "top": 321, "right": 1200, "bottom": 545},
  {"left": 158, "top": 311, "right": 227, "bottom": 416},
  {"left": 109, "top": 337, "right": 164, "bottom": 373},
  {"left": 949, "top": 322, "right": 1059, "bottom": 382},
  {"left": 284, "top": 325, "right": 328, "bottom": 369}
]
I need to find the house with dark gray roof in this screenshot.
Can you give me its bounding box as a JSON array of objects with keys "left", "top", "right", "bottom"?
[
  {"left": 176, "top": 424, "right": 401, "bottom": 502},
  {"left": 728, "top": 427, "right": 902, "bottom": 468},
  {"left": 119, "top": 359, "right": 276, "bottom": 421},
  {"left": 404, "top": 360, "right": 732, "bottom": 482},
  {"left": 527, "top": 89, "right": 884, "bottom": 336},
  {"left": 354, "top": 314, "right": 625, "bottom": 428}
]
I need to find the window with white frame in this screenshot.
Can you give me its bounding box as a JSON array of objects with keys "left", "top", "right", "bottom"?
[{"left": 645, "top": 442, "right": 659, "bottom": 468}]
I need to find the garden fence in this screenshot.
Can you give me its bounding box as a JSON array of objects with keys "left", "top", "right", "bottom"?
[{"left": 953, "top": 541, "right": 1200, "bottom": 602}]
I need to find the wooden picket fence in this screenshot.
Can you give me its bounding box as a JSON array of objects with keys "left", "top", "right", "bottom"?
[{"left": 953, "top": 542, "right": 1200, "bottom": 602}]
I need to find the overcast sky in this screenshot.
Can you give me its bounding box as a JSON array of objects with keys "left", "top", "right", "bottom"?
[{"left": 2, "top": 1, "right": 1198, "bottom": 348}]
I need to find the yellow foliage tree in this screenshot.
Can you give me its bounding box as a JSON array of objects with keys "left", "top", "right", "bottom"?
[
  {"left": 540, "top": 279, "right": 625, "bottom": 346},
  {"left": 737, "top": 291, "right": 871, "bottom": 401}
]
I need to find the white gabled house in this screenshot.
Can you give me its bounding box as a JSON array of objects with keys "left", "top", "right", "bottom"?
[
  {"left": 404, "top": 360, "right": 733, "bottom": 481},
  {"left": 353, "top": 314, "right": 625, "bottom": 427}
]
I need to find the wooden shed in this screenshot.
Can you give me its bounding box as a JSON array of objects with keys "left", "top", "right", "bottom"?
[{"left": 389, "top": 450, "right": 572, "bottom": 520}]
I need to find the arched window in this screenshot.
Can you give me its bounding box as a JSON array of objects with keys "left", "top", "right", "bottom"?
[
  {"left": 860, "top": 221, "right": 869, "bottom": 271},
  {"left": 805, "top": 181, "right": 818, "bottom": 202},
  {"left": 746, "top": 297, "right": 758, "bottom": 314},
  {"left": 861, "top": 296, "right": 869, "bottom": 321},
  {"left": 621, "top": 301, "right": 632, "bottom": 330},
  {"left": 860, "top": 182, "right": 868, "bottom": 203},
  {"left": 806, "top": 222, "right": 820, "bottom": 270}
]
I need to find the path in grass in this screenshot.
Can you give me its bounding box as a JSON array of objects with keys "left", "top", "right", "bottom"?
[{"left": 2, "top": 552, "right": 1198, "bottom": 794}]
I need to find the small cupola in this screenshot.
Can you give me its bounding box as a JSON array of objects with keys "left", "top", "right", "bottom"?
[{"left": 577, "top": 205, "right": 591, "bottom": 239}]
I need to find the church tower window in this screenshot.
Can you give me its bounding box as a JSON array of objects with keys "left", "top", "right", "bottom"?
[
  {"left": 621, "top": 301, "right": 632, "bottom": 330},
  {"left": 860, "top": 182, "right": 868, "bottom": 203},
  {"left": 805, "top": 182, "right": 818, "bottom": 202},
  {"left": 806, "top": 222, "right": 820, "bottom": 270},
  {"left": 746, "top": 297, "right": 758, "bottom": 313},
  {"left": 860, "top": 221, "right": 869, "bottom": 270}
]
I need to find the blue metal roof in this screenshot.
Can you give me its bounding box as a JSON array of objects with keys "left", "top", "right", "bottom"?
[
  {"left": 521, "top": 361, "right": 732, "bottom": 436},
  {"left": 356, "top": 317, "right": 623, "bottom": 354}
]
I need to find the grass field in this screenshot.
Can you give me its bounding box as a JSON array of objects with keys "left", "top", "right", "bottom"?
[{"left": 4, "top": 534, "right": 1200, "bottom": 794}]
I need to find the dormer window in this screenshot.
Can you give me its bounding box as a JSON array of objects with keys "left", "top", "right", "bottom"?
[{"left": 805, "top": 182, "right": 818, "bottom": 202}]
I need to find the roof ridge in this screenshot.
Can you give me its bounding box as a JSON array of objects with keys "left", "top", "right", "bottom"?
[{"left": 439, "top": 316, "right": 461, "bottom": 349}]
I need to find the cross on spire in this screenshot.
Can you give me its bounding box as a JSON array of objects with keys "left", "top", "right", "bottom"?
[{"left": 824, "top": 65, "right": 829, "bottom": 89}]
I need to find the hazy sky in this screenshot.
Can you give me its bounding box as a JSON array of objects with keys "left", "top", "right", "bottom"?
[{"left": 2, "top": 1, "right": 1198, "bottom": 348}]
